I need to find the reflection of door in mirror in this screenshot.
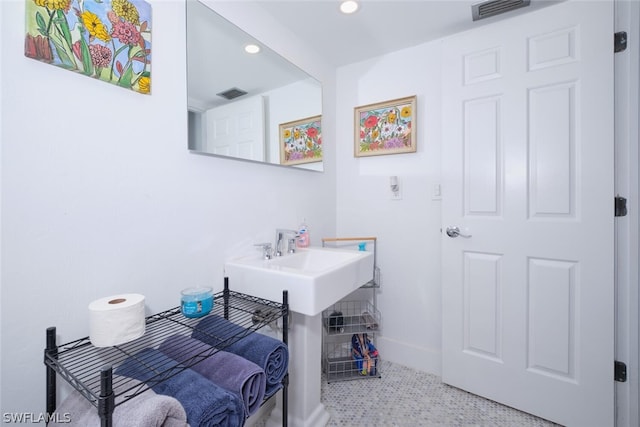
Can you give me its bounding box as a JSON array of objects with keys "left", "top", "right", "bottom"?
[
  {"left": 186, "top": 0, "right": 323, "bottom": 171},
  {"left": 205, "top": 96, "right": 265, "bottom": 162}
]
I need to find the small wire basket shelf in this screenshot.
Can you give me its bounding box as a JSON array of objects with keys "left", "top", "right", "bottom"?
[{"left": 322, "top": 300, "right": 381, "bottom": 382}]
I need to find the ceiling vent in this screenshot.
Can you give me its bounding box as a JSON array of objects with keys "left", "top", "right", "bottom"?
[
  {"left": 216, "top": 87, "right": 248, "bottom": 100},
  {"left": 472, "top": 0, "right": 531, "bottom": 21}
]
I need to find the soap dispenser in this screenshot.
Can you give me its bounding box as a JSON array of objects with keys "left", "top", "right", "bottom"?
[{"left": 297, "top": 219, "right": 310, "bottom": 248}]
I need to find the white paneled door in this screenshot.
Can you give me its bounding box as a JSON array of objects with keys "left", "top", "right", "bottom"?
[
  {"left": 441, "top": 1, "right": 614, "bottom": 426},
  {"left": 205, "top": 95, "right": 265, "bottom": 161}
]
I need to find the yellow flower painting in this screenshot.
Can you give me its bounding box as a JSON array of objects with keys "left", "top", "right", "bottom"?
[{"left": 24, "top": 0, "right": 152, "bottom": 95}]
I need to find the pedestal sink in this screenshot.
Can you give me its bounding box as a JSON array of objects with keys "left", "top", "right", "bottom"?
[
  {"left": 224, "top": 246, "right": 374, "bottom": 427},
  {"left": 225, "top": 246, "right": 374, "bottom": 316}
]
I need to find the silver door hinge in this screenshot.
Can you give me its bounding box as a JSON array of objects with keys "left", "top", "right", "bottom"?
[
  {"left": 615, "top": 361, "right": 627, "bottom": 382},
  {"left": 615, "top": 32, "right": 627, "bottom": 53}
]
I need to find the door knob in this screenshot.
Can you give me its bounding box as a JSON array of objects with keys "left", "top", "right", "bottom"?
[{"left": 446, "top": 226, "right": 472, "bottom": 238}]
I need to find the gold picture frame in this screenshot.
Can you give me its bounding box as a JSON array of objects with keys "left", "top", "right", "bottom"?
[
  {"left": 354, "top": 95, "right": 417, "bottom": 157},
  {"left": 279, "top": 115, "right": 322, "bottom": 165}
]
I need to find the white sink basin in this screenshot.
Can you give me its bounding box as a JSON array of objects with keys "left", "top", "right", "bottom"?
[{"left": 224, "top": 247, "right": 374, "bottom": 316}]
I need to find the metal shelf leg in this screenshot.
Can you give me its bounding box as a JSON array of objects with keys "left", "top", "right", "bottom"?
[
  {"left": 98, "top": 366, "right": 115, "bottom": 427},
  {"left": 45, "top": 327, "right": 58, "bottom": 417}
]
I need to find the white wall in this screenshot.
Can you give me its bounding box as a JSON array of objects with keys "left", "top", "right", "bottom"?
[
  {"left": 335, "top": 42, "right": 444, "bottom": 374},
  {"left": 0, "top": 0, "right": 336, "bottom": 416}
]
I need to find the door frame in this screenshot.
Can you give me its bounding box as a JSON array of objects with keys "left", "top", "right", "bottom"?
[{"left": 614, "top": 1, "right": 639, "bottom": 426}]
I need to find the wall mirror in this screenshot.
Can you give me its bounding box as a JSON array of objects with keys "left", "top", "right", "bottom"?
[{"left": 186, "top": 0, "right": 323, "bottom": 171}]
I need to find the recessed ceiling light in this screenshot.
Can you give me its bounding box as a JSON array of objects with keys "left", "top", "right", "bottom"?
[
  {"left": 340, "top": 0, "right": 359, "bottom": 14},
  {"left": 244, "top": 44, "right": 260, "bottom": 54}
]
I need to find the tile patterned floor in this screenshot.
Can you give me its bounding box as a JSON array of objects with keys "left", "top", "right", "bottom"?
[
  {"left": 320, "top": 360, "right": 561, "bottom": 427},
  {"left": 252, "top": 360, "right": 562, "bottom": 426}
]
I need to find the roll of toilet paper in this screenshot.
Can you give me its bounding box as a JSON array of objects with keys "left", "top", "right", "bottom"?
[{"left": 88, "top": 294, "right": 146, "bottom": 347}]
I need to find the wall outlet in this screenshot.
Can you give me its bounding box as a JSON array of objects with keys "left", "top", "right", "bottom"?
[
  {"left": 390, "top": 176, "right": 402, "bottom": 200},
  {"left": 391, "top": 187, "right": 402, "bottom": 200}
]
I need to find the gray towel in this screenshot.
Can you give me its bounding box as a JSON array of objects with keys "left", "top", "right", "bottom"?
[
  {"left": 159, "top": 334, "right": 266, "bottom": 418},
  {"left": 48, "top": 375, "right": 188, "bottom": 427}
]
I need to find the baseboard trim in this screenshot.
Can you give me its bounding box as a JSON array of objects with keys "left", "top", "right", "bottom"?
[{"left": 376, "top": 335, "right": 441, "bottom": 376}]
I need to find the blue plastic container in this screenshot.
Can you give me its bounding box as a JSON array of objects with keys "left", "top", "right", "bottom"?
[{"left": 181, "top": 287, "right": 213, "bottom": 318}]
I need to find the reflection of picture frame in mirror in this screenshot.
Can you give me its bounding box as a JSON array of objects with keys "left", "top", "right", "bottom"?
[
  {"left": 279, "top": 115, "right": 322, "bottom": 166},
  {"left": 354, "top": 95, "right": 417, "bottom": 157}
]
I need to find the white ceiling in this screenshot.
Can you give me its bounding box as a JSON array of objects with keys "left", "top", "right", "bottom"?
[
  {"left": 188, "top": 0, "right": 564, "bottom": 109},
  {"left": 255, "top": 0, "right": 564, "bottom": 68}
]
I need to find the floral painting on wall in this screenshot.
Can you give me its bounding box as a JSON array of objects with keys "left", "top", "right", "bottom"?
[
  {"left": 354, "top": 95, "right": 417, "bottom": 157},
  {"left": 25, "top": 0, "right": 152, "bottom": 95},
  {"left": 279, "top": 115, "right": 322, "bottom": 166}
]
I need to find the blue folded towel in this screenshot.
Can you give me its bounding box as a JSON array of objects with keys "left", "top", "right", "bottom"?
[
  {"left": 159, "top": 334, "right": 266, "bottom": 418},
  {"left": 192, "top": 315, "right": 289, "bottom": 398},
  {"left": 116, "top": 348, "right": 243, "bottom": 427}
]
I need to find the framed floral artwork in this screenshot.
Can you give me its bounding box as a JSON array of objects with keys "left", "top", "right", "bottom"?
[
  {"left": 24, "top": 0, "right": 152, "bottom": 95},
  {"left": 354, "top": 95, "right": 417, "bottom": 157},
  {"left": 279, "top": 115, "right": 322, "bottom": 166}
]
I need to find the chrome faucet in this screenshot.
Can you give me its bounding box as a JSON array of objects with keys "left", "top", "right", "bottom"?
[
  {"left": 254, "top": 243, "right": 273, "bottom": 260},
  {"left": 274, "top": 229, "right": 299, "bottom": 256}
]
